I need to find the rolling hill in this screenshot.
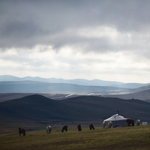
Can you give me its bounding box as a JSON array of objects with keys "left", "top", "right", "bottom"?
[
  {"left": 104, "top": 89, "right": 150, "bottom": 102},
  {"left": 1, "top": 94, "right": 150, "bottom": 129},
  {"left": 0, "top": 93, "right": 68, "bottom": 102}
]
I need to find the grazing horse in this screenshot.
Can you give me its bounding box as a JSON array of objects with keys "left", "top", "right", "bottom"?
[
  {"left": 46, "top": 125, "right": 51, "bottom": 133},
  {"left": 108, "top": 121, "right": 113, "bottom": 128},
  {"left": 62, "top": 125, "right": 68, "bottom": 132},
  {"left": 136, "top": 119, "right": 141, "bottom": 126},
  {"left": 89, "top": 124, "right": 95, "bottom": 130},
  {"left": 77, "top": 124, "right": 82, "bottom": 131},
  {"left": 18, "top": 127, "right": 26, "bottom": 136},
  {"left": 127, "top": 119, "right": 134, "bottom": 126},
  {"left": 102, "top": 121, "right": 106, "bottom": 128}
]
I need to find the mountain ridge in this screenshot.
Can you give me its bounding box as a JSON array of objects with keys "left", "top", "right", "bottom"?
[
  {"left": 0, "top": 75, "right": 148, "bottom": 88},
  {"left": 0, "top": 80, "right": 129, "bottom": 94}
]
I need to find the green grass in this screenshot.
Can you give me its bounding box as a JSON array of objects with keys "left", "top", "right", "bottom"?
[{"left": 0, "top": 125, "right": 150, "bottom": 150}]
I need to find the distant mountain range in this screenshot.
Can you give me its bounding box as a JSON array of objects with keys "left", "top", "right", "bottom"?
[
  {"left": 0, "top": 75, "right": 150, "bottom": 102},
  {"left": 0, "top": 75, "right": 148, "bottom": 88},
  {"left": 1, "top": 94, "right": 150, "bottom": 128},
  {"left": 0, "top": 80, "right": 130, "bottom": 94}
]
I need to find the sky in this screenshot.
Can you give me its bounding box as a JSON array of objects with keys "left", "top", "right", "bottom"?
[{"left": 0, "top": 0, "right": 150, "bottom": 83}]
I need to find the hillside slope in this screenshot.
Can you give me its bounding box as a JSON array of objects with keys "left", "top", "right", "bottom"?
[
  {"left": 63, "top": 96, "right": 150, "bottom": 121},
  {"left": 0, "top": 93, "right": 68, "bottom": 102},
  {"left": 0, "top": 95, "right": 150, "bottom": 126},
  {"left": 0, "top": 94, "right": 89, "bottom": 122},
  {"left": 104, "top": 89, "right": 150, "bottom": 102}
]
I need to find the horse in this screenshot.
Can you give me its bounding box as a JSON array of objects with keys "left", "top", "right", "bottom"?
[
  {"left": 62, "top": 125, "right": 68, "bottom": 132},
  {"left": 102, "top": 121, "right": 106, "bottom": 128},
  {"left": 77, "top": 124, "right": 82, "bottom": 131},
  {"left": 46, "top": 125, "right": 51, "bottom": 133},
  {"left": 89, "top": 124, "right": 95, "bottom": 130},
  {"left": 127, "top": 119, "right": 134, "bottom": 126},
  {"left": 136, "top": 119, "right": 141, "bottom": 126},
  {"left": 108, "top": 121, "right": 113, "bottom": 128},
  {"left": 18, "top": 127, "right": 26, "bottom": 136}
]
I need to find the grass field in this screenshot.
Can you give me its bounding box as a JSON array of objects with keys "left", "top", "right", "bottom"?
[{"left": 0, "top": 125, "right": 150, "bottom": 150}]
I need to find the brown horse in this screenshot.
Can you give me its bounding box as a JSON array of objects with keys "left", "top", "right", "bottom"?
[
  {"left": 19, "top": 127, "right": 26, "bottom": 136},
  {"left": 77, "top": 124, "right": 82, "bottom": 131},
  {"left": 62, "top": 125, "right": 68, "bottom": 132},
  {"left": 89, "top": 124, "right": 95, "bottom": 130},
  {"left": 127, "top": 119, "right": 134, "bottom": 126}
]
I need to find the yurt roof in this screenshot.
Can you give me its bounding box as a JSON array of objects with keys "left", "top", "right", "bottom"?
[{"left": 104, "top": 114, "right": 127, "bottom": 122}]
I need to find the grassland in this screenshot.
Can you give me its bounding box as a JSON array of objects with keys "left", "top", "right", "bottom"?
[{"left": 0, "top": 125, "right": 150, "bottom": 150}]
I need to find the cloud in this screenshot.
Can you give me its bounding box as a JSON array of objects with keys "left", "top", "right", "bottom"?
[
  {"left": 0, "top": 44, "right": 150, "bottom": 82},
  {"left": 0, "top": 0, "right": 150, "bottom": 51},
  {"left": 0, "top": 0, "right": 150, "bottom": 83}
]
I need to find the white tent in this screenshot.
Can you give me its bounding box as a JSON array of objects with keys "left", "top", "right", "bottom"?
[{"left": 103, "top": 114, "right": 128, "bottom": 128}]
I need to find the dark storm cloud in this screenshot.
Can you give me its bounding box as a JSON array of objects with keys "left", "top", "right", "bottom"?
[
  {"left": 1, "top": 20, "right": 43, "bottom": 38},
  {"left": 0, "top": 0, "right": 150, "bottom": 52}
]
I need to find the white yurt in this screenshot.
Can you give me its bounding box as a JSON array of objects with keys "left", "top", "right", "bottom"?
[{"left": 103, "top": 114, "right": 129, "bottom": 128}]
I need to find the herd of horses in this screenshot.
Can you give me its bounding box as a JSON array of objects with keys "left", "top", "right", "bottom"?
[
  {"left": 19, "top": 120, "right": 141, "bottom": 136},
  {"left": 18, "top": 124, "right": 95, "bottom": 136}
]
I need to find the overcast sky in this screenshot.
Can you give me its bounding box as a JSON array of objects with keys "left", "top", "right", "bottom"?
[{"left": 0, "top": 0, "right": 150, "bottom": 83}]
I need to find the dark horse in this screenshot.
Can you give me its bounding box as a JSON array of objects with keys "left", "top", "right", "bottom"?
[
  {"left": 77, "top": 124, "right": 82, "bottom": 131},
  {"left": 62, "top": 125, "right": 68, "bottom": 132},
  {"left": 89, "top": 124, "right": 95, "bottom": 130},
  {"left": 19, "top": 127, "right": 26, "bottom": 136},
  {"left": 127, "top": 119, "right": 134, "bottom": 126}
]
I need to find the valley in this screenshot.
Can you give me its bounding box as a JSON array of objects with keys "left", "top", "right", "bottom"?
[{"left": 0, "top": 75, "right": 150, "bottom": 135}]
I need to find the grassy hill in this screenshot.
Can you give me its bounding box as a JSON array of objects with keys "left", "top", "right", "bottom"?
[
  {"left": 0, "top": 125, "right": 150, "bottom": 150},
  {"left": 0, "top": 93, "right": 68, "bottom": 102},
  {"left": 63, "top": 96, "right": 150, "bottom": 121},
  {"left": 1, "top": 94, "right": 150, "bottom": 133},
  {"left": 0, "top": 94, "right": 90, "bottom": 122}
]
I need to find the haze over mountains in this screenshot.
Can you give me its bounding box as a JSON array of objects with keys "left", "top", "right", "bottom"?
[
  {"left": 0, "top": 75, "right": 150, "bottom": 102},
  {"left": 0, "top": 81, "right": 129, "bottom": 94},
  {"left": 0, "top": 75, "right": 148, "bottom": 88}
]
